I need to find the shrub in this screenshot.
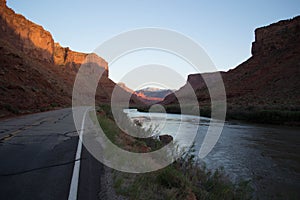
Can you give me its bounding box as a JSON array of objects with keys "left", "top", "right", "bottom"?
[
  {"left": 50, "top": 103, "right": 59, "bottom": 107},
  {"left": 4, "top": 104, "right": 19, "bottom": 114},
  {"left": 156, "top": 166, "right": 189, "bottom": 189}
]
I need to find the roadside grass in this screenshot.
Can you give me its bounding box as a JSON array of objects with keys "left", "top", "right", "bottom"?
[
  {"left": 97, "top": 104, "right": 253, "bottom": 200},
  {"left": 112, "top": 146, "right": 253, "bottom": 200},
  {"left": 96, "top": 104, "right": 163, "bottom": 152},
  {"left": 97, "top": 112, "right": 119, "bottom": 144},
  {"left": 111, "top": 154, "right": 253, "bottom": 199}
]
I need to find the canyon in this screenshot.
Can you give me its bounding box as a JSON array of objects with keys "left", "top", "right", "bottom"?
[
  {"left": 0, "top": 0, "right": 143, "bottom": 117},
  {"left": 1, "top": 0, "right": 299, "bottom": 125}
]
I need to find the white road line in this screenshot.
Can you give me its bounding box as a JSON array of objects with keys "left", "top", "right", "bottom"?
[{"left": 68, "top": 108, "right": 90, "bottom": 200}]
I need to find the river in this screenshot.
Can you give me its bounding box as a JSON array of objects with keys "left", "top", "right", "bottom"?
[{"left": 124, "top": 109, "right": 300, "bottom": 199}]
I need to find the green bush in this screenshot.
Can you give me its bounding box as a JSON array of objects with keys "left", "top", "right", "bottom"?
[
  {"left": 156, "top": 165, "right": 189, "bottom": 189},
  {"left": 4, "top": 104, "right": 19, "bottom": 114},
  {"left": 98, "top": 104, "right": 113, "bottom": 119},
  {"left": 50, "top": 103, "right": 59, "bottom": 107}
]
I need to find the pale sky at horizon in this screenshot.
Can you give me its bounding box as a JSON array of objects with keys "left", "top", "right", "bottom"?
[{"left": 6, "top": 0, "right": 300, "bottom": 89}]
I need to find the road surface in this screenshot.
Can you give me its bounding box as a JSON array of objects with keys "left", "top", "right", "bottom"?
[{"left": 0, "top": 108, "right": 105, "bottom": 200}]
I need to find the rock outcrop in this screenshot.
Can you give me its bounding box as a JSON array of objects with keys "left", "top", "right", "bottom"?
[
  {"left": 162, "top": 16, "right": 300, "bottom": 123},
  {"left": 159, "top": 134, "right": 173, "bottom": 145},
  {"left": 0, "top": 0, "right": 108, "bottom": 76},
  {"left": 0, "top": 0, "right": 6, "bottom": 7},
  {"left": 0, "top": 0, "right": 54, "bottom": 62},
  {"left": 252, "top": 17, "right": 300, "bottom": 56},
  {"left": 54, "top": 43, "right": 108, "bottom": 76}
]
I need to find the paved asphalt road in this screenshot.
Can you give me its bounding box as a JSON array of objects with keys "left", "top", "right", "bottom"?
[{"left": 0, "top": 108, "right": 105, "bottom": 200}]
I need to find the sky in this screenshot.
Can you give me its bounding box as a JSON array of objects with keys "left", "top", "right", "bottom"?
[{"left": 7, "top": 0, "right": 300, "bottom": 89}]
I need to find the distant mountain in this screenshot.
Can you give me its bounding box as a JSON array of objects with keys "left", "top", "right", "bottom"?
[
  {"left": 161, "top": 16, "right": 300, "bottom": 124},
  {"left": 135, "top": 88, "right": 175, "bottom": 104},
  {"left": 0, "top": 0, "right": 144, "bottom": 117},
  {"left": 116, "top": 83, "right": 175, "bottom": 104},
  {"left": 136, "top": 87, "right": 174, "bottom": 99}
]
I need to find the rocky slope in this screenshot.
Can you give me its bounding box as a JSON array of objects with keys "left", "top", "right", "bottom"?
[
  {"left": 162, "top": 16, "right": 300, "bottom": 124},
  {"left": 0, "top": 0, "right": 143, "bottom": 117}
]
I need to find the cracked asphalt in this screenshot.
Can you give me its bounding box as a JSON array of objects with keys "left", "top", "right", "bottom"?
[{"left": 0, "top": 108, "right": 105, "bottom": 200}]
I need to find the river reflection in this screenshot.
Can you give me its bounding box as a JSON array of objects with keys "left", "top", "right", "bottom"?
[{"left": 124, "top": 109, "right": 300, "bottom": 199}]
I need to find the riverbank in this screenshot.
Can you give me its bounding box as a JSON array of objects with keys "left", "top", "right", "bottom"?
[
  {"left": 126, "top": 107, "right": 300, "bottom": 199},
  {"left": 136, "top": 104, "right": 300, "bottom": 126},
  {"left": 96, "top": 104, "right": 252, "bottom": 200}
]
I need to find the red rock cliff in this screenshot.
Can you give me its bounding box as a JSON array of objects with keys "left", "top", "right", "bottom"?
[
  {"left": 0, "top": 0, "right": 54, "bottom": 62},
  {"left": 162, "top": 16, "right": 300, "bottom": 113},
  {"left": 251, "top": 16, "right": 300, "bottom": 56},
  {"left": 54, "top": 43, "right": 108, "bottom": 76},
  {"left": 0, "top": 0, "right": 108, "bottom": 76}
]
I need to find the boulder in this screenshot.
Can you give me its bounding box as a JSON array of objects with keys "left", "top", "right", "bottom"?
[{"left": 159, "top": 134, "right": 173, "bottom": 144}]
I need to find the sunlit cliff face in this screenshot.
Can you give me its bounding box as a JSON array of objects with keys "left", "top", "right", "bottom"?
[{"left": 135, "top": 92, "right": 163, "bottom": 102}]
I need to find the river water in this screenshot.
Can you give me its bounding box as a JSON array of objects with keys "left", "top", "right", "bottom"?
[{"left": 124, "top": 109, "right": 300, "bottom": 199}]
